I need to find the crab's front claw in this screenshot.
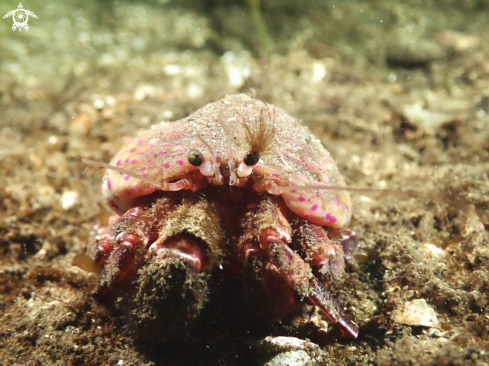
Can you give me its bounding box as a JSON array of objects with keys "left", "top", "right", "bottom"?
[
  {"left": 123, "top": 231, "right": 214, "bottom": 343},
  {"left": 259, "top": 228, "right": 359, "bottom": 339}
]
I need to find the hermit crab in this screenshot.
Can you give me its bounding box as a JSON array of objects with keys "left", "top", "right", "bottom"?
[{"left": 78, "top": 93, "right": 359, "bottom": 342}]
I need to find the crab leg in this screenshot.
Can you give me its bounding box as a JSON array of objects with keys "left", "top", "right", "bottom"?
[
  {"left": 94, "top": 206, "right": 159, "bottom": 297},
  {"left": 239, "top": 196, "right": 359, "bottom": 339},
  {"left": 308, "top": 279, "right": 359, "bottom": 338},
  {"left": 93, "top": 195, "right": 183, "bottom": 296},
  {"left": 259, "top": 228, "right": 359, "bottom": 339},
  {"left": 292, "top": 220, "right": 359, "bottom": 283}
]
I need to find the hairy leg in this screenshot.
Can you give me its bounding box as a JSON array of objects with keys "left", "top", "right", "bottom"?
[{"left": 239, "top": 196, "right": 359, "bottom": 339}]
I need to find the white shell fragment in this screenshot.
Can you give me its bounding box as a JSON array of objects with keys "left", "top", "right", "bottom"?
[
  {"left": 424, "top": 243, "right": 444, "bottom": 256},
  {"left": 253, "top": 336, "right": 325, "bottom": 366},
  {"left": 260, "top": 336, "right": 320, "bottom": 352},
  {"left": 265, "top": 350, "right": 314, "bottom": 366},
  {"left": 61, "top": 190, "right": 79, "bottom": 210},
  {"left": 402, "top": 104, "right": 451, "bottom": 129},
  {"left": 392, "top": 299, "right": 439, "bottom": 327}
]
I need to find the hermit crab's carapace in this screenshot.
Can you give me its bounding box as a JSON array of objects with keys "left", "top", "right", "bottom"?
[{"left": 101, "top": 93, "right": 352, "bottom": 230}]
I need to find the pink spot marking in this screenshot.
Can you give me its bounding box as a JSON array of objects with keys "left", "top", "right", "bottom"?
[
  {"left": 177, "top": 153, "right": 184, "bottom": 156},
  {"left": 345, "top": 205, "right": 350, "bottom": 212},
  {"left": 138, "top": 139, "right": 144, "bottom": 145},
  {"left": 113, "top": 193, "right": 120, "bottom": 200},
  {"left": 147, "top": 159, "right": 154, "bottom": 163},
  {"left": 116, "top": 160, "right": 121, "bottom": 167},
  {"left": 255, "top": 164, "right": 262, "bottom": 169},
  {"left": 107, "top": 179, "right": 112, "bottom": 191},
  {"left": 336, "top": 199, "right": 341, "bottom": 206},
  {"left": 216, "top": 156, "right": 221, "bottom": 162},
  {"left": 272, "top": 173, "right": 279, "bottom": 177},
  {"left": 298, "top": 196, "right": 306, "bottom": 202},
  {"left": 308, "top": 199, "right": 311, "bottom": 202},
  {"left": 130, "top": 148, "right": 136, "bottom": 153},
  {"left": 159, "top": 151, "right": 167, "bottom": 155},
  {"left": 124, "top": 189, "right": 132, "bottom": 197},
  {"left": 149, "top": 145, "right": 155, "bottom": 150},
  {"left": 140, "top": 151, "right": 146, "bottom": 155},
  {"left": 176, "top": 160, "right": 184, "bottom": 166},
  {"left": 325, "top": 213, "right": 337, "bottom": 223},
  {"left": 125, "top": 158, "right": 130, "bottom": 164},
  {"left": 131, "top": 159, "right": 138, "bottom": 164},
  {"left": 291, "top": 189, "right": 297, "bottom": 193},
  {"left": 315, "top": 193, "right": 321, "bottom": 198},
  {"left": 139, "top": 167, "right": 147, "bottom": 171},
  {"left": 123, "top": 175, "right": 130, "bottom": 181},
  {"left": 142, "top": 174, "right": 149, "bottom": 177},
  {"left": 310, "top": 204, "right": 318, "bottom": 211},
  {"left": 162, "top": 163, "right": 170, "bottom": 169},
  {"left": 109, "top": 200, "right": 119, "bottom": 211},
  {"left": 161, "top": 144, "right": 168, "bottom": 148}
]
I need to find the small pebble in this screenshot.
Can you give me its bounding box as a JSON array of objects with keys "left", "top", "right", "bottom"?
[
  {"left": 93, "top": 99, "right": 105, "bottom": 110},
  {"left": 392, "top": 299, "right": 439, "bottom": 327},
  {"left": 61, "top": 191, "right": 79, "bottom": 210},
  {"left": 70, "top": 114, "right": 94, "bottom": 136},
  {"left": 102, "top": 108, "right": 116, "bottom": 120}
]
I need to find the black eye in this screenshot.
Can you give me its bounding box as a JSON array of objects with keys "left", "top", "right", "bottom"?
[
  {"left": 188, "top": 150, "right": 203, "bottom": 166},
  {"left": 244, "top": 151, "right": 260, "bottom": 166}
]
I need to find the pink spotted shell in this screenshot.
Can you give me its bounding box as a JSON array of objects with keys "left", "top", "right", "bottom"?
[{"left": 102, "top": 94, "right": 352, "bottom": 229}]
